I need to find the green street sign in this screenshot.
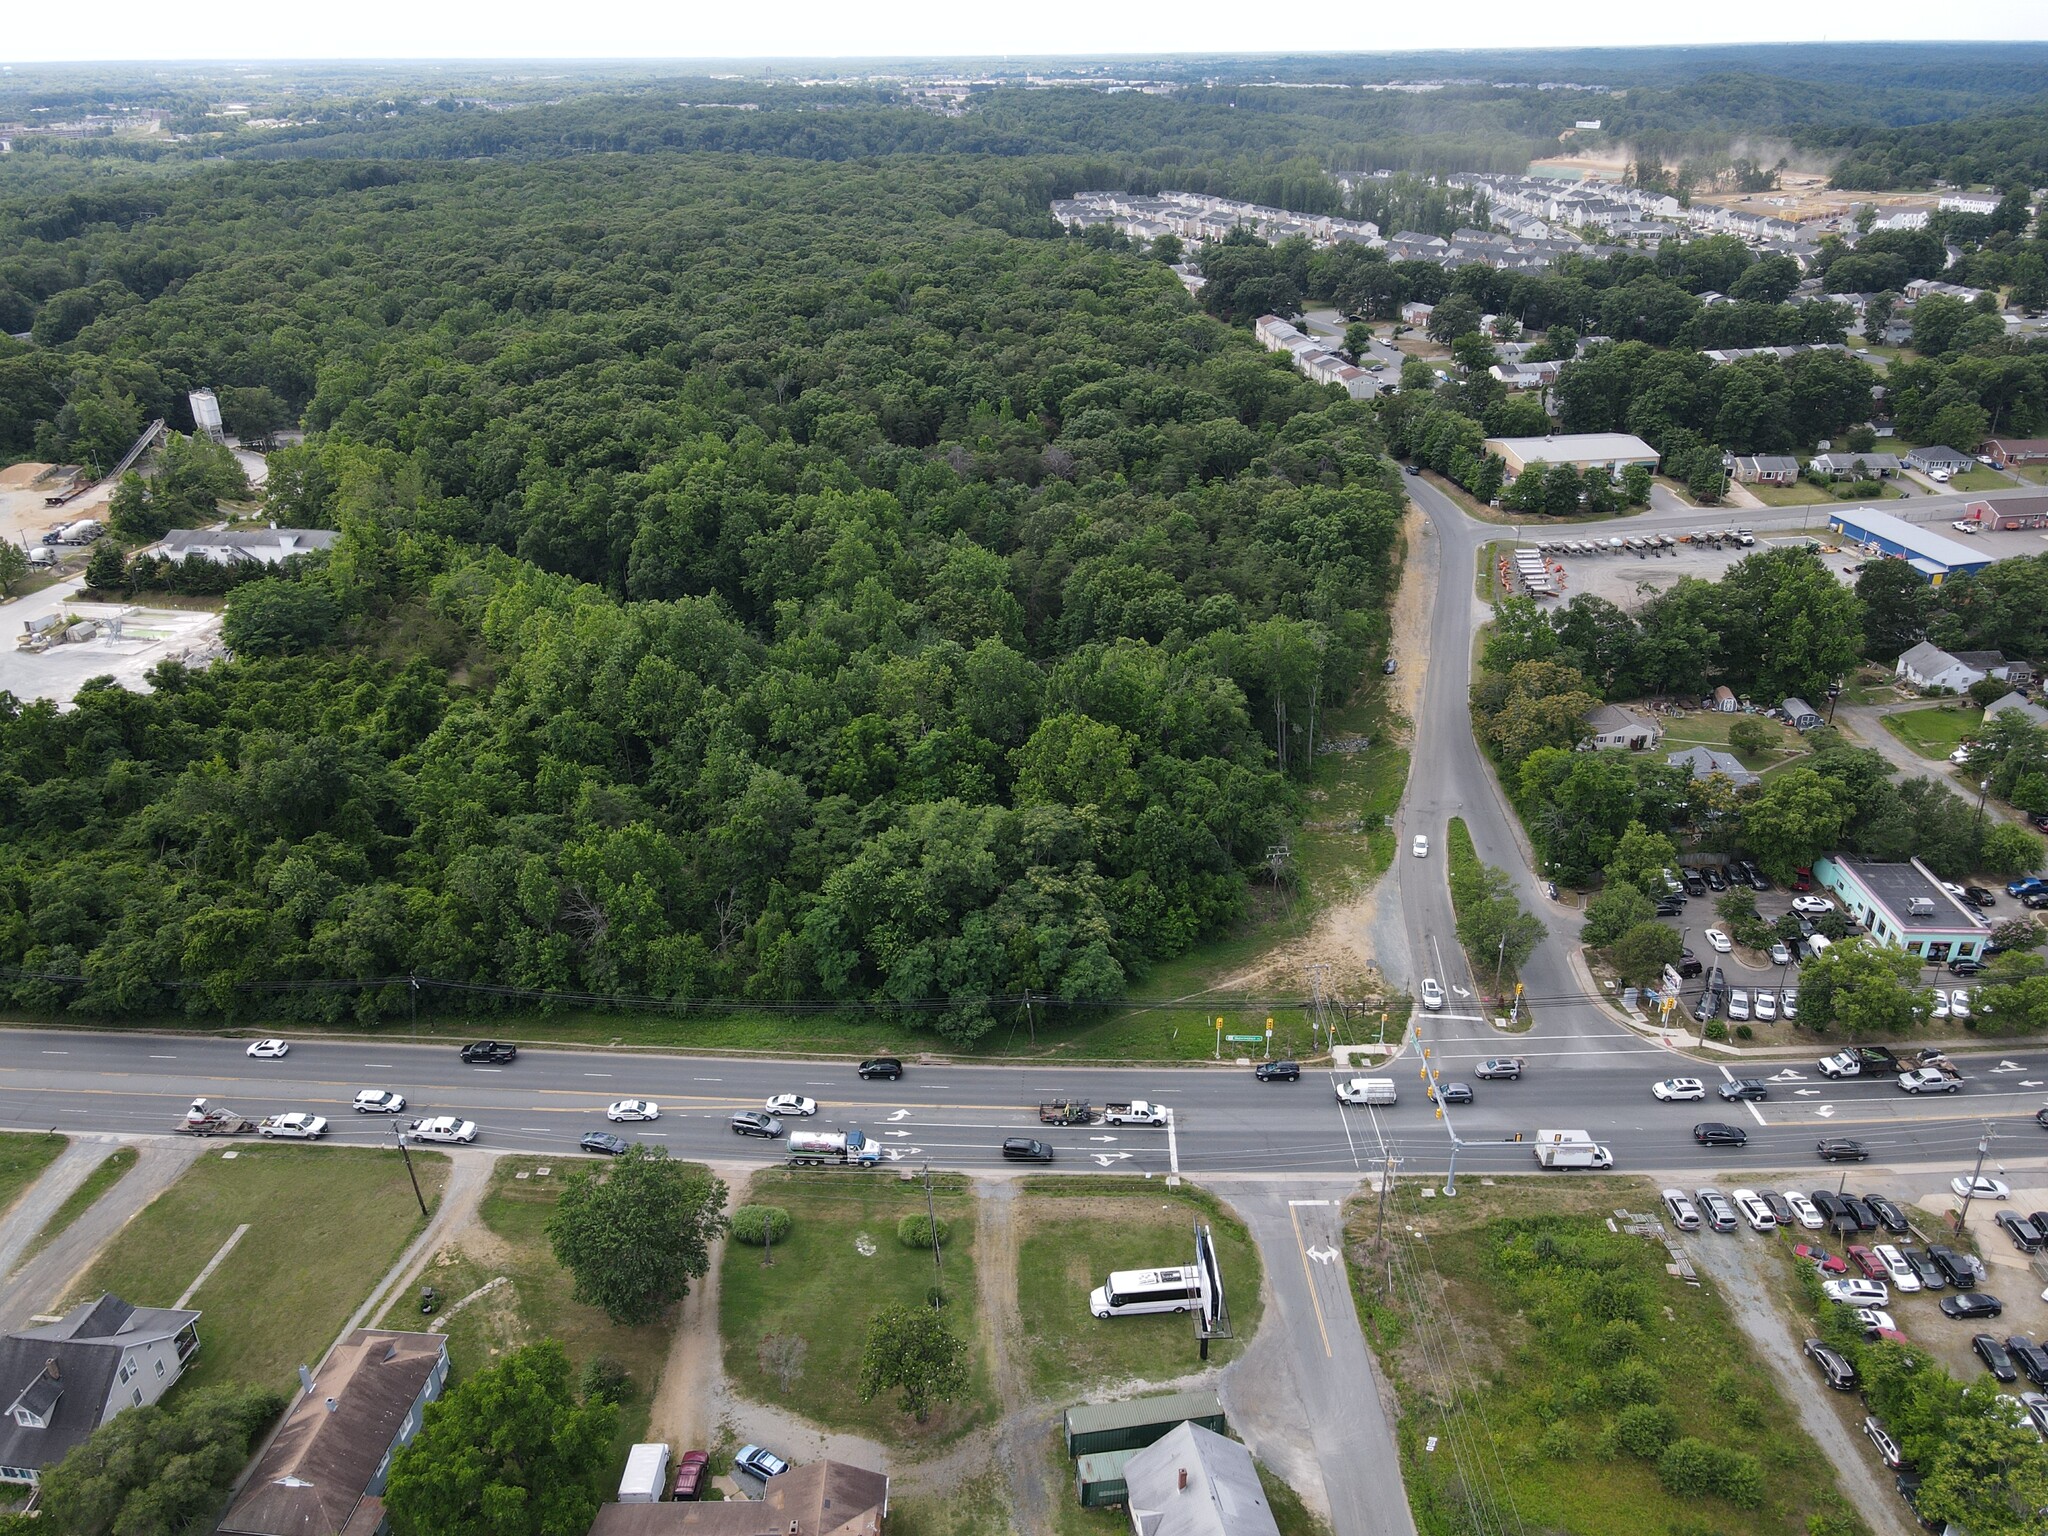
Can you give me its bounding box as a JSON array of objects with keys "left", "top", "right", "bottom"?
[{"left": 1223, "top": 1034, "right": 1264, "bottom": 1043}]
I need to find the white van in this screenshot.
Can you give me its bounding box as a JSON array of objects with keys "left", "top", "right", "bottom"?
[
  {"left": 1090, "top": 1265, "right": 1202, "bottom": 1319},
  {"left": 1805, "top": 933, "right": 1833, "bottom": 959},
  {"left": 1336, "top": 1077, "right": 1397, "bottom": 1106}
]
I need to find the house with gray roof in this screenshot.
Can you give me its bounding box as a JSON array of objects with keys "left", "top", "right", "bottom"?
[
  {"left": 1896, "top": 641, "right": 1994, "bottom": 693},
  {"left": 0, "top": 1295, "right": 200, "bottom": 1487},
  {"left": 1667, "top": 746, "right": 1759, "bottom": 790},
  {"left": 1586, "top": 703, "right": 1662, "bottom": 751},
  {"left": 158, "top": 528, "right": 339, "bottom": 566},
  {"left": 1122, "top": 1421, "right": 1280, "bottom": 1536},
  {"left": 1985, "top": 692, "right": 2048, "bottom": 729}
]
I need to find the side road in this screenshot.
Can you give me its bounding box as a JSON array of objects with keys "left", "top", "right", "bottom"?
[{"left": 0, "top": 1137, "right": 107, "bottom": 1281}]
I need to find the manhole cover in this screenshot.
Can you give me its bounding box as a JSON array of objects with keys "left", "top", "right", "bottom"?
[{"left": 855, "top": 1233, "right": 877, "bottom": 1257}]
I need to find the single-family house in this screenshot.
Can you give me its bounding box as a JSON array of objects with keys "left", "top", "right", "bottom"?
[
  {"left": 1667, "top": 746, "right": 1759, "bottom": 791},
  {"left": 1903, "top": 445, "right": 1973, "bottom": 478},
  {"left": 1121, "top": 1421, "right": 1282, "bottom": 1536},
  {"left": 1399, "top": 301, "right": 1435, "bottom": 327},
  {"left": 1585, "top": 703, "right": 1663, "bottom": 751},
  {"left": 157, "top": 528, "right": 340, "bottom": 566},
  {"left": 1809, "top": 452, "right": 1901, "bottom": 478},
  {"left": 1985, "top": 691, "right": 2048, "bottom": 729},
  {"left": 1731, "top": 454, "right": 1800, "bottom": 485},
  {"left": 1892, "top": 638, "right": 1990, "bottom": 696},
  {"left": 1710, "top": 686, "right": 1738, "bottom": 713},
  {"left": 1982, "top": 438, "right": 2048, "bottom": 469},
  {"left": 1968, "top": 493, "right": 2048, "bottom": 532},
  {"left": 216, "top": 1329, "right": 448, "bottom": 1536},
  {"left": 585, "top": 1460, "right": 889, "bottom": 1535},
  {"left": 0, "top": 1296, "right": 201, "bottom": 1488},
  {"left": 1782, "top": 697, "right": 1822, "bottom": 730},
  {"left": 1814, "top": 855, "right": 1989, "bottom": 965}
]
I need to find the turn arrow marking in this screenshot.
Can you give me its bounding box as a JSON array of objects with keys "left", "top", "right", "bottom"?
[
  {"left": 1992, "top": 1061, "right": 2025, "bottom": 1073},
  {"left": 1305, "top": 1244, "right": 1339, "bottom": 1265},
  {"left": 1091, "top": 1152, "right": 1133, "bottom": 1166},
  {"left": 1769, "top": 1069, "right": 1809, "bottom": 1082},
  {"left": 887, "top": 1109, "right": 912, "bottom": 1121},
  {"left": 1815, "top": 1105, "right": 1837, "bottom": 1117},
  {"left": 1451, "top": 985, "right": 1471, "bottom": 998}
]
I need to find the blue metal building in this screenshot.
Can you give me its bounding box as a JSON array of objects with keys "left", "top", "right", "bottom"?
[{"left": 1826, "top": 507, "right": 1993, "bottom": 584}]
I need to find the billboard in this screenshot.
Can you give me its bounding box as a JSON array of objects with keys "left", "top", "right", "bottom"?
[{"left": 1194, "top": 1222, "right": 1230, "bottom": 1342}]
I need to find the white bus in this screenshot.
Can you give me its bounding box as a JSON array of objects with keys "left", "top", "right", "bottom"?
[{"left": 1089, "top": 1266, "right": 1203, "bottom": 1320}]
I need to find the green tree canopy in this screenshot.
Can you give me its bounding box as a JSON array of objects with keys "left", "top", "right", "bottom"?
[
  {"left": 857, "top": 1303, "right": 972, "bottom": 1424},
  {"left": 547, "top": 1147, "right": 728, "bottom": 1326}
]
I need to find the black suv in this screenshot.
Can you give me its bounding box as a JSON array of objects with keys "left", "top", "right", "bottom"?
[
  {"left": 1996, "top": 1211, "right": 2045, "bottom": 1253},
  {"left": 1255, "top": 1060, "right": 1302, "bottom": 1081},
  {"left": 1693, "top": 1122, "right": 1747, "bottom": 1146},
  {"left": 1804, "top": 1338, "right": 1858, "bottom": 1392},
  {"left": 1001, "top": 1137, "right": 1054, "bottom": 1162},
  {"left": 1718, "top": 1079, "right": 1769, "bottom": 1102},
  {"left": 461, "top": 1040, "right": 517, "bottom": 1064},
  {"left": 1949, "top": 957, "right": 1986, "bottom": 976},
  {"left": 857, "top": 1057, "right": 904, "bottom": 1080},
  {"left": 1929, "top": 1245, "right": 1979, "bottom": 1288},
  {"left": 1816, "top": 1139, "right": 1870, "bottom": 1163},
  {"left": 2007, "top": 1335, "right": 2048, "bottom": 1388}
]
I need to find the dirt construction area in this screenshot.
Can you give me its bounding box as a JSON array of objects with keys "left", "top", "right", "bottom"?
[{"left": 0, "top": 589, "right": 224, "bottom": 707}]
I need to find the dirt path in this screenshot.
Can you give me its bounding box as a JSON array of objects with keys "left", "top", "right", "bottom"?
[
  {"left": 0, "top": 1137, "right": 109, "bottom": 1281},
  {"left": 341, "top": 1149, "right": 498, "bottom": 1341},
  {"left": 976, "top": 1180, "right": 1050, "bottom": 1533},
  {"left": 1681, "top": 1230, "right": 1916, "bottom": 1536}
]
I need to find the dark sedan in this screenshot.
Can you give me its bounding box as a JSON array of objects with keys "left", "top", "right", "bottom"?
[
  {"left": 579, "top": 1131, "right": 629, "bottom": 1156},
  {"left": 857, "top": 1057, "right": 904, "bottom": 1080},
  {"left": 1974, "top": 1333, "right": 2019, "bottom": 1383},
  {"left": 1940, "top": 1292, "right": 2004, "bottom": 1320},
  {"left": 1001, "top": 1137, "right": 1055, "bottom": 1162},
  {"left": 1864, "top": 1194, "right": 1910, "bottom": 1235},
  {"left": 1693, "top": 1122, "right": 1748, "bottom": 1146}
]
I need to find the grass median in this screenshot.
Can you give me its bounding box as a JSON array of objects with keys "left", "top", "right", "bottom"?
[
  {"left": 0, "top": 1132, "right": 67, "bottom": 1223},
  {"left": 1347, "top": 1178, "right": 1867, "bottom": 1536},
  {"left": 72, "top": 1144, "right": 447, "bottom": 1396},
  {"left": 720, "top": 1167, "right": 993, "bottom": 1447}
]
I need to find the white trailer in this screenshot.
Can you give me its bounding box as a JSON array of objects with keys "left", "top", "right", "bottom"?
[{"left": 617, "top": 1443, "right": 670, "bottom": 1503}]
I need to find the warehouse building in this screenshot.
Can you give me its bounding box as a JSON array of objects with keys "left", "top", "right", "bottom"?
[
  {"left": 1482, "top": 432, "right": 1660, "bottom": 478},
  {"left": 1825, "top": 509, "right": 1992, "bottom": 584}
]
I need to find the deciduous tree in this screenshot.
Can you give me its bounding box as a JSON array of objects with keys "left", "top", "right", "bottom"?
[
  {"left": 547, "top": 1148, "right": 728, "bottom": 1326},
  {"left": 857, "top": 1304, "right": 970, "bottom": 1424}
]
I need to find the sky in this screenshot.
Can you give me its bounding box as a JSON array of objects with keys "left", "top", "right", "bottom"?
[{"left": 6, "top": 0, "right": 2046, "bottom": 64}]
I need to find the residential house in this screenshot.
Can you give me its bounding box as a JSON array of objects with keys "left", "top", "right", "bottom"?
[
  {"left": 157, "top": 528, "right": 340, "bottom": 566},
  {"left": 1399, "top": 300, "right": 1435, "bottom": 327},
  {"left": 1985, "top": 692, "right": 2048, "bottom": 729},
  {"left": 1813, "top": 856, "right": 1989, "bottom": 966},
  {"left": 1489, "top": 360, "right": 1565, "bottom": 392},
  {"left": 1895, "top": 640, "right": 1998, "bottom": 693},
  {"left": 1731, "top": 455, "right": 1800, "bottom": 485},
  {"left": 1982, "top": 438, "right": 2048, "bottom": 469},
  {"left": 585, "top": 1460, "right": 889, "bottom": 1535},
  {"left": 216, "top": 1329, "right": 448, "bottom": 1536},
  {"left": 1121, "top": 1421, "right": 1281, "bottom": 1536},
  {"left": 1903, "top": 445, "right": 1974, "bottom": 477},
  {"left": 1809, "top": 452, "right": 1901, "bottom": 478},
  {"left": 1939, "top": 193, "right": 2003, "bottom": 216},
  {"left": 1667, "top": 745, "right": 1759, "bottom": 791},
  {"left": 1585, "top": 703, "right": 1663, "bottom": 751},
  {"left": 0, "top": 1296, "right": 201, "bottom": 1487},
  {"left": 1968, "top": 493, "right": 2048, "bottom": 531},
  {"left": 1782, "top": 697, "right": 1822, "bottom": 730}
]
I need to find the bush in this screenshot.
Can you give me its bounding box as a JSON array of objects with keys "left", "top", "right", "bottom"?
[
  {"left": 1735, "top": 1024, "right": 1753, "bottom": 1040},
  {"left": 1611, "top": 1402, "right": 1678, "bottom": 1459},
  {"left": 1716, "top": 1448, "right": 1766, "bottom": 1508},
  {"left": 1703, "top": 1021, "right": 1728, "bottom": 1041},
  {"left": 1537, "top": 1421, "right": 1579, "bottom": 1462},
  {"left": 579, "top": 1355, "right": 632, "bottom": 1405},
  {"left": 1656, "top": 1436, "right": 1720, "bottom": 1497},
  {"left": 731, "top": 1205, "right": 792, "bottom": 1247},
  {"left": 1606, "top": 1358, "right": 1663, "bottom": 1405},
  {"left": 1590, "top": 1318, "right": 1643, "bottom": 1366},
  {"left": 897, "top": 1213, "right": 950, "bottom": 1250}
]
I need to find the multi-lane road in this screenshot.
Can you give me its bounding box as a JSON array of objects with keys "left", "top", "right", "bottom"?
[{"left": 2, "top": 1026, "right": 2042, "bottom": 1182}]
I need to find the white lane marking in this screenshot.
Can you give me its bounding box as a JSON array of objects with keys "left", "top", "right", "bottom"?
[
  {"left": 474, "top": 1068, "right": 501, "bottom": 1073},
  {"left": 1288, "top": 1199, "right": 1332, "bottom": 1207},
  {"left": 41, "top": 1051, "right": 66, "bottom": 1056},
  {"left": 149, "top": 1055, "right": 177, "bottom": 1060},
  {"left": 692, "top": 1077, "right": 722, "bottom": 1082},
  {"left": 365, "top": 1063, "right": 393, "bottom": 1068},
  {"left": 584, "top": 1073, "right": 612, "bottom": 1078}
]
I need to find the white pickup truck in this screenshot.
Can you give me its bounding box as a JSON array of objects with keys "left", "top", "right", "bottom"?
[
  {"left": 405, "top": 1116, "right": 479, "bottom": 1144},
  {"left": 258, "top": 1112, "right": 328, "bottom": 1140},
  {"left": 1897, "top": 1068, "right": 1962, "bottom": 1094},
  {"left": 1817, "top": 1051, "right": 1863, "bottom": 1078},
  {"left": 1101, "top": 1100, "right": 1167, "bottom": 1127}
]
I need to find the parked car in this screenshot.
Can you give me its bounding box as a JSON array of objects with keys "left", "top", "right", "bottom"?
[
  {"left": 2023, "top": 1389, "right": 2048, "bottom": 1434},
  {"left": 1997, "top": 1211, "right": 2046, "bottom": 1253},
  {"left": 734, "top": 1445, "right": 790, "bottom": 1482},
  {"left": 353, "top": 1090, "right": 407, "bottom": 1114},
  {"left": 1975, "top": 1334, "right": 2020, "bottom": 1383},
  {"left": 1755, "top": 989, "right": 1779, "bottom": 1021},
  {"left": 245, "top": 1038, "right": 290, "bottom": 1059},
  {"left": 580, "top": 1131, "right": 629, "bottom": 1156},
  {"left": 1785, "top": 1191, "right": 1825, "bottom": 1229},
  {"left": 1795, "top": 1243, "right": 1848, "bottom": 1274},
  {"left": 1474, "top": 1058, "right": 1524, "bottom": 1080},
  {"left": 1694, "top": 1122, "right": 1748, "bottom": 1146},
  {"left": 672, "top": 1449, "right": 710, "bottom": 1501},
  {"left": 1817, "top": 1138, "right": 1870, "bottom": 1162},
  {"left": 1823, "top": 1278, "right": 1890, "bottom": 1306},
  {"left": 607, "top": 1099, "right": 660, "bottom": 1123},
  {"left": 1654, "top": 1077, "right": 1707, "bottom": 1102},
  {"left": 1780, "top": 987, "right": 1799, "bottom": 1020},
  {"left": 1902, "top": 1248, "right": 1948, "bottom": 1291},
  {"left": 1002, "top": 1137, "right": 1055, "bottom": 1162},
  {"left": 1843, "top": 1195, "right": 1880, "bottom": 1232},
  {"left": 1855, "top": 1307, "right": 1900, "bottom": 1338},
  {"left": 1727, "top": 988, "right": 1752, "bottom": 1021},
  {"left": 1874, "top": 1245, "right": 1920, "bottom": 1292},
  {"left": 1792, "top": 895, "right": 1835, "bottom": 915},
  {"left": 766, "top": 1094, "right": 819, "bottom": 1118},
  {"left": 1864, "top": 1416, "right": 1905, "bottom": 1469},
  {"left": 1929, "top": 1245, "right": 1980, "bottom": 1288},
  {"left": 1254, "top": 1059, "right": 1301, "bottom": 1081},
  {"left": 1703, "top": 866, "right": 1727, "bottom": 892},
  {"left": 1662, "top": 1188, "right": 1703, "bottom": 1231},
  {"left": 2008, "top": 1337, "right": 2048, "bottom": 1388},
  {"left": 730, "top": 1110, "right": 785, "bottom": 1138},
  {"left": 1865, "top": 1194, "right": 1910, "bottom": 1235},
  {"left": 1762, "top": 1191, "right": 1795, "bottom": 1227},
  {"left": 1954, "top": 1176, "right": 2012, "bottom": 1200},
  {"left": 1732, "top": 1189, "right": 1776, "bottom": 1231},
  {"left": 1965, "top": 886, "right": 1997, "bottom": 908},
  {"left": 1804, "top": 1338, "right": 1859, "bottom": 1392},
  {"left": 461, "top": 1040, "right": 517, "bottom": 1063},
  {"left": 1940, "top": 1292, "right": 2005, "bottom": 1320},
  {"left": 1950, "top": 957, "right": 1986, "bottom": 976},
  {"left": 1696, "top": 1188, "right": 1738, "bottom": 1232},
  {"left": 857, "top": 1057, "right": 904, "bottom": 1080},
  {"left": 1718, "top": 1078, "right": 1768, "bottom": 1102},
  {"left": 1847, "top": 1245, "right": 1888, "bottom": 1281},
  {"left": 1951, "top": 989, "right": 1973, "bottom": 1020}
]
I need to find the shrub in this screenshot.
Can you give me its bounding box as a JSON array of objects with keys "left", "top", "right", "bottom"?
[
  {"left": 578, "top": 1355, "right": 632, "bottom": 1406},
  {"left": 1656, "top": 1436, "right": 1720, "bottom": 1497},
  {"left": 1606, "top": 1359, "right": 1663, "bottom": 1405},
  {"left": 1703, "top": 1021, "right": 1728, "bottom": 1041},
  {"left": 731, "top": 1205, "right": 792, "bottom": 1247},
  {"left": 1716, "top": 1448, "right": 1766, "bottom": 1508},
  {"left": 897, "top": 1213, "right": 950, "bottom": 1249},
  {"left": 1590, "top": 1318, "right": 1643, "bottom": 1366},
  {"left": 1537, "top": 1421, "right": 1578, "bottom": 1462},
  {"left": 1611, "top": 1402, "right": 1678, "bottom": 1459},
  {"left": 1735, "top": 1024, "right": 1754, "bottom": 1040}
]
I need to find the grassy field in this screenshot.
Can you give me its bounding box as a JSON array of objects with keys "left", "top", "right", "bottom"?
[
  {"left": 890, "top": 1465, "right": 1015, "bottom": 1536},
  {"left": 1937, "top": 465, "right": 2012, "bottom": 492},
  {"left": 720, "top": 1168, "right": 993, "bottom": 1447},
  {"left": 1348, "top": 1179, "right": 1866, "bottom": 1536},
  {"left": 1883, "top": 704, "right": 1981, "bottom": 758},
  {"left": 18, "top": 1145, "right": 137, "bottom": 1267},
  {"left": 0, "top": 1133, "right": 66, "bottom": 1225},
  {"left": 1014, "top": 1178, "right": 1263, "bottom": 1399},
  {"left": 382, "top": 1154, "right": 679, "bottom": 1457},
  {"left": 2016, "top": 464, "right": 2048, "bottom": 486},
  {"left": 1745, "top": 480, "right": 1838, "bottom": 506},
  {"left": 73, "top": 1145, "right": 448, "bottom": 1396},
  {"left": 1658, "top": 707, "right": 1803, "bottom": 770}
]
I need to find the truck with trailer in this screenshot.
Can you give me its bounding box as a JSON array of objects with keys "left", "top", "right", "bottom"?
[
  {"left": 179, "top": 1098, "right": 256, "bottom": 1136},
  {"left": 785, "top": 1128, "right": 882, "bottom": 1168},
  {"left": 1101, "top": 1100, "right": 1166, "bottom": 1127},
  {"left": 1039, "top": 1100, "right": 1096, "bottom": 1125},
  {"left": 1532, "top": 1129, "right": 1614, "bottom": 1169}
]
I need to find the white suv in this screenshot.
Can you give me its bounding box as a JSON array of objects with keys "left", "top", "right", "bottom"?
[
  {"left": 1653, "top": 1077, "right": 1706, "bottom": 1102},
  {"left": 1420, "top": 978, "right": 1445, "bottom": 1011}
]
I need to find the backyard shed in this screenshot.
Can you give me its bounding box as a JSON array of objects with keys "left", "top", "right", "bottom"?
[{"left": 1063, "top": 1390, "right": 1227, "bottom": 1458}]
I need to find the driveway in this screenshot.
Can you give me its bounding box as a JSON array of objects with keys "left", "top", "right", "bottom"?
[{"left": 1832, "top": 701, "right": 2026, "bottom": 827}]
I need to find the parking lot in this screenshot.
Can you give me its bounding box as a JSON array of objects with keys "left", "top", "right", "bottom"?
[{"left": 1512, "top": 529, "right": 1832, "bottom": 607}]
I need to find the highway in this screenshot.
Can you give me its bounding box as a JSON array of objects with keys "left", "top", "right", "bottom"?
[{"left": 2, "top": 1026, "right": 2043, "bottom": 1183}]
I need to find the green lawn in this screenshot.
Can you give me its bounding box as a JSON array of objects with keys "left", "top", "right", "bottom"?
[
  {"left": 383, "top": 1154, "right": 680, "bottom": 1460},
  {"left": 1745, "top": 480, "right": 1838, "bottom": 506},
  {"left": 2015, "top": 464, "right": 2048, "bottom": 486},
  {"left": 720, "top": 1168, "right": 993, "bottom": 1447},
  {"left": 890, "top": 1465, "right": 1015, "bottom": 1536},
  {"left": 1350, "top": 1179, "right": 1866, "bottom": 1536},
  {"left": 1658, "top": 707, "right": 1803, "bottom": 769},
  {"left": 1014, "top": 1178, "right": 1263, "bottom": 1398},
  {"left": 18, "top": 1145, "right": 137, "bottom": 1267},
  {"left": 73, "top": 1145, "right": 448, "bottom": 1396},
  {"left": 1936, "top": 465, "right": 2012, "bottom": 492},
  {"left": 1883, "top": 704, "right": 1981, "bottom": 758},
  {"left": 0, "top": 1133, "right": 67, "bottom": 1226}
]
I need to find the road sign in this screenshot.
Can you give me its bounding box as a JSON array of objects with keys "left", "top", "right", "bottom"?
[{"left": 1224, "top": 1034, "right": 1264, "bottom": 1043}]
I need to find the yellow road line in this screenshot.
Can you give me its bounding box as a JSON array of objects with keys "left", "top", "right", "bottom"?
[{"left": 1289, "top": 1202, "right": 1334, "bottom": 1358}]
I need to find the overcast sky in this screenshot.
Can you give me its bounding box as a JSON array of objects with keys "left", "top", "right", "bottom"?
[{"left": 7, "top": 0, "right": 2046, "bottom": 65}]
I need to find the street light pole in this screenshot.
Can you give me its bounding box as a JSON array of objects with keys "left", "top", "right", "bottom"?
[
  {"left": 1974, "top": 778, "right": 1991, "bottom": 863},
  {"left": 1493, "top": 932, "right": 1507, "bottom": 1005},
  {"left": 1954, "top": 1131, "right": 1994, "bottom": 1235}
]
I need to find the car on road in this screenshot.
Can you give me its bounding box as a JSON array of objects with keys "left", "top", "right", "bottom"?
[
  {"left": 1768, "top": 941, "right": 1792, "bottom": 966},
  {"left": 1865, "top": 1194, "right": 1910, "bottom": 1234},
  {"left": 1732, "top": 1189, "right": 1776, "bottom": 1231},
  {"left": 405, "top": 1116, "right": 479, "bottom": 1145},
  {"left": 1693, "top": 1121, "right": 1747, "bottom": 1146},
  {"left": 1474, "top": 1058, "right": 1524, "bottom": 1080},
  {"left": 1976, "top": 1334, "right": 2020, "bottom": 1383},
  {"left": 1791, "top": 896, "right": 1835, "bottom": 915},
  {"left": 460, "top": 1041, "right": 517, "bottom": 1064},
  {"left": 734, "top": 1445, "right": 789, "bottom": 1483},
  {"left": 1804, "top": 1338, "right": 1859, "bottom": 1392},
  {"left": 1718, "top": 1078, "right": 1768, "bottom": 1102},
  {"left": 1864, "top": 1416, "right": 1905, "bottom": 1469},
  {"left": 353, "top": 1090, "right": 407, "bottom": 1114},
  {"left": 258, "top": 1112, "right": 327, "bottom": 1140},
  {"left": 1654, "top": 1077, "right": 1706, "bottom": 1102},
  {"left": 1695, "top": 1188, "right": 1738, "bottom": 1232},
  {"left": 245, "top": 1038, "right": 290, "bottom": 1059},
  {"left": 1662, "top": 1188, "right": 1703, "bottom": 1231},
  {"left": 1899, "top": 1067, "right": 1962, "bottom": 1094},
  {"left": 1427, "top": 1082, "right": 1474, "bottom": 1105},
  {"left": 1824, "top": 1277, "right": 1890, "bottom": 1306},
  {"left": 1817, "top": 1051, "right": 1863, "bottom": 1078},
  {"left": 1001, "top": 1137, "right": 1055, "bottom": 1162},
  {"left": 580, "top": 1131, "right": 629, "bottom": 1156},
  {"left": 607, "top": 1099, "right": 660, "bottom": 1122},
  {"left": 857, "top": 1057, "right": 903, "bottom": 1080},
  {"left": 1785, "top": 1191, "right": 1825, "bottom": 1229},
  {"left": 730, "top": 1110, "right": 784, "bottom": 1138},
  {"left": 1420, "top": 978, "right": 1445, "bottom": 1011},
  {"left": 1704, "top": 928, "right": 1733, "bottom": 953},
  {"left": 1254, "top": 1059, "right": 1301, "bottom": 1081},
  {"left": 1403, "top": 463, "right": 1421, "bottom": 476},
  {"left": 1941, "top": 1292, "right": 2005, "bottom": 1320},
  {"left": 1997, "top": 1211, "right": 2045, "bottom": 1253},
  {"left": 672, "top": 1449, "right": 710, "bottom": 1501},
  {"left": 1874, "top": 1245, "right": 1920, "bottom": 1291},
  {"left": 1954, "top": 1175, "right": 2012, "bottom": 1200},
  {"left": 1412, "top": 834, "right": 1430, "bottom": 857},
  {"left": 1903, "top": 1248, "right": 1948, "bottom": 1290},
  {"left": 765, "top": 1094, "right": 818, "bottom": 1118},
  {"left": 1727, "top": 988, "right": 1751, "bottom": 1021}
]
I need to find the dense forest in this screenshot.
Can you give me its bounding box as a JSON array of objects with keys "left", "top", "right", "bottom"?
[{"left": 0, "top": 155, "right": 1402, "bottom": 1035}]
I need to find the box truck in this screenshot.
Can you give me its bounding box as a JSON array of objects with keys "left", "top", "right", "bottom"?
[{"left": 1532, "top": 1129, "right": 1614, "bottom": 1169}]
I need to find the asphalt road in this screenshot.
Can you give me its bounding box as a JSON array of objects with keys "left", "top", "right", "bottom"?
[{"left": 3, "top": 1027, "right": 2042, "bottom": 1183}]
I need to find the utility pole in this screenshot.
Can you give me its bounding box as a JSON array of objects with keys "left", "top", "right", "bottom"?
[
  {"left": 1974, "top": 778, "right": 1991, "bottom": 864},
  {"left": 392, "top": 1122, "right": 427, "bottom": 1219},
  {"left": 922, "top": 1163, "right": 944, "bottom": 1311},
  {"left": 1493, "top": 932, "right": 1507, "bottom": 1004},
  {"left": 1954, "top": 1130, "right": 1994, "bottom": 1235}
]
